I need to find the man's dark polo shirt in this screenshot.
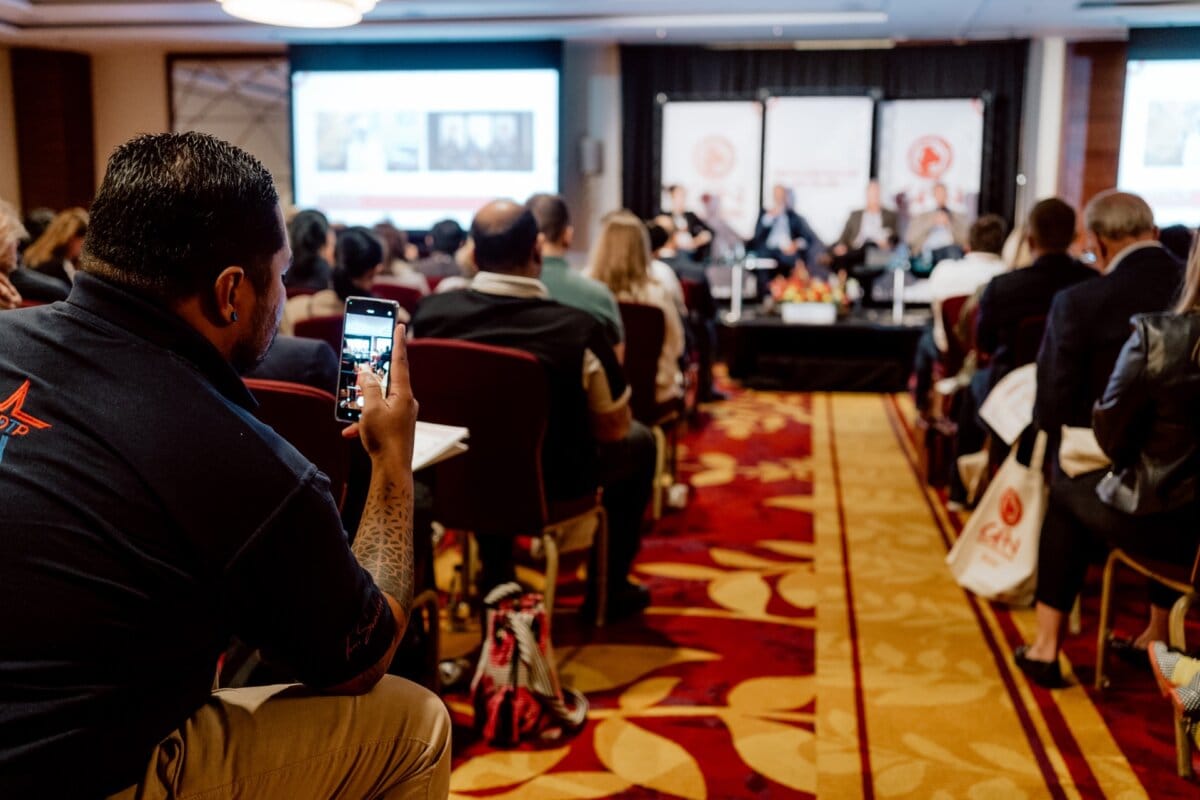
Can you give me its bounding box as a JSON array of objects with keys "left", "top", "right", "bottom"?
[
  {"left": 411, "top": 274, "right": 629, "bottom": 502},
  {"left": 0, "top": 273, "right": 395, "bottom": 797}
]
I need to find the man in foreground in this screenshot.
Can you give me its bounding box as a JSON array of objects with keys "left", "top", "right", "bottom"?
[
  {"left": 0, "top": 132, "right": 449, "bottom": 797},
  {"left": 412, "top": 200, "right": 656, "bottom": 620}
]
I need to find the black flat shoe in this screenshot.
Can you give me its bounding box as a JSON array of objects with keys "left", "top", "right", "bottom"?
[
  {"left": 1014, "top": 645, "right": 1067, "bottom": 689},
  {"left": 1108, "top": 636, "right": 1151, "bottom": 672}
]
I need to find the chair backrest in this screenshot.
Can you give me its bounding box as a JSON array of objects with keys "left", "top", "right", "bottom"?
[
  {"left": 286, "top": 286, "right": 317, "bottom": 299},
  {"left": 371, "top": 281, "right": 423, "bottom": 315},
  {"left": 939, "top": 294, "right": 972, "bottom": 372},
  {"left": 293, "top": 314, "right": 344, "bottom": 356},
  {"left": 617, "top": 301, "right": 667, "bottom": 424},
  {"left": 407, "top": 339, "right": 549, "bottom": 535},
  {"left": 679, "top": 278, "right": 703, "bottom": 316},
  {"left": 1012, "top": 314, "right": 1048, "bottom": 366},
  {"left": 426, "top": 275, "right": 446, "bottom": 293},
  {"left": 242, "top": 378, "right": 350, "bottom": 509}
]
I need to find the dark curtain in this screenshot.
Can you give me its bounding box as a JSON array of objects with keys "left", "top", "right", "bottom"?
[{"left": 621, "top": 41, "right": 1029, "bottom": 225}]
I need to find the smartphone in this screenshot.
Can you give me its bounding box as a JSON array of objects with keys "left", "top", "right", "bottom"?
[{"left": 335, "top": 296, "right": 400, "bottom": 423}]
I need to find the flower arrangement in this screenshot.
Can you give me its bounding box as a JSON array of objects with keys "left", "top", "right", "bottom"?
[{"left": 768, "top": 275, "right": 853, "bottom": 307}]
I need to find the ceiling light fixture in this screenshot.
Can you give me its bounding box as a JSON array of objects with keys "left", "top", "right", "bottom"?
[{"left": 219, "top": 0, "right": 376, "bottom": 28}]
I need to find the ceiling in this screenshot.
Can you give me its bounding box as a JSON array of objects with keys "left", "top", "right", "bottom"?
[{"left": 3, "top": 0, "right": 1200, "bottom": 50}]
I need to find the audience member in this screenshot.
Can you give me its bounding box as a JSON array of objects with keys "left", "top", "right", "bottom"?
[
  {"left": 0, "top": 132, "right": 448, "bottom": 797},
  {"left": 0, "top": 272, "right": 17, "bottom": 309},
  {"left": 284, "top": 209, "right": 335, "bottom": 292},
  {"left": 911, "top": 214, "right": 1008, "bottom": 411},
  {"left": 526, "top": 193, "right": 625, "bottom": 349},
  {"left": 0, "top": 199, "right": 69, "bottom": 303},
  {"left": 906, "top": 182, "right": 970, "bottom": 257},
  {"left": 413, "top": 219, "right": 467, "bottom": 280},
  {"left": 643, "top": 221, "right": 689, "bottom": 316},
  {"left": 411, "top": 200, "right": 655, "bottom": 620},
  {"left": 373, "top": 221, "right": 430, "bottom": 294},
  {"left": 751, "top": 184, "right": 825, "bottom": 277},
  {"left": 1015, "top": 201, "right": 1197, "bottom": 687},
  {"left": 588, "top": 211, "right": 685, "bottom": 404},
  {"left": 24, "top": 206, "right": 88, "bottom": 285},
  {"left": 19, "top": 207, "right": 55, "bottom": 255},
  {"left": 1158, "top": 223, "right": 1194, "bottom": 263},
  {"left": 662, "top": 184, "right": 713, "bottom": 262},
  {"left": 244, "top": 335, "right": 340, "bottom": 394},
  {"left": 282, "top": 226, "right": 406, "bottom": 335}
]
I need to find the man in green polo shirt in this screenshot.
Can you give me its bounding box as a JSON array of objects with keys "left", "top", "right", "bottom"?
[{"left": 526, "top": 193, "right": 624, "bottom": 352}]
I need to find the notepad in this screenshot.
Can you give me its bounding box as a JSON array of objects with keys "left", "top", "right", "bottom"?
[{"left": 412, "top": 421, "right": 469, "bottom": 471}]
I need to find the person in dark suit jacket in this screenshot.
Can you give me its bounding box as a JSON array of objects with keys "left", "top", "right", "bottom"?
[
  {"left": 834, "top": 180, "right": 900, "bottom": 254},
  {"left": 244, "top": 335, "right": 339, "bottom": 394},
  {"left": 1014, "top": 190, "right": 1186, "bottom": 688},
  {"left": 751, "top": 184, "right": 825, "bottom": 278},
  {"left": 948, "top": 198, "right": 1097, "bottom": 505},
  {"left": 662, "top": 185, "right": 713, "bottom": 263}
]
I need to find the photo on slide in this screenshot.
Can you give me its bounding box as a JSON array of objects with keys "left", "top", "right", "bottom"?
[
  {"left": 427, "top": 111, "right": 533, "bottom": 171},
  {"left": 1144, "top": 102, "right": 1200, "bottom": 167},
  {"left": 316, "top": 112, "right": 420, "bottom": 173}
]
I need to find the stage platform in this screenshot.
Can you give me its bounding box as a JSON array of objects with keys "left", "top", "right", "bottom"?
[{"left": 721, "top": 307, "right": 931, "bottom": 392}]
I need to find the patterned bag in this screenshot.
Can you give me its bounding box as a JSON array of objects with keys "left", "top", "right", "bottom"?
[{"left": 471, "top": 583, "right": 588, "bottom": 746}]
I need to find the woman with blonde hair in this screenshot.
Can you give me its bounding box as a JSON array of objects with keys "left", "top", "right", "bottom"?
[
  {"left": 0, "top": 199, "right": 68, "bottom": 303},
  {"left": 588, "top": 211, "right": 683, "bottom": 403},
  {"left": 24, "top": 207, "right": 88, "bottom": 285}
]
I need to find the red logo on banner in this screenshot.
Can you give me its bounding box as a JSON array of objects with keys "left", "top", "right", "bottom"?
[
  {"left": 907, "top": 135, "right": 954, "bottom": 179},
  {"left": 693, "top": 136, "right": 736, "bottom": 180},
  {"left": 999, "top": 488, "right": 1023, "bottom": 526}
]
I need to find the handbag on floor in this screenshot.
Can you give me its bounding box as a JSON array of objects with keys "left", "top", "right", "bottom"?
[
  {"left": 471, "top": 582, "right": 588, "bottom": 747},
  {"left": 946, "top": 431, "right": 1048, "bottom": 605}
]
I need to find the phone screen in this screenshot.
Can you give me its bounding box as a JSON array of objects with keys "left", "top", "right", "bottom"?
[{"left": 336, "top": 296, "right": 399, "bottom": 423}]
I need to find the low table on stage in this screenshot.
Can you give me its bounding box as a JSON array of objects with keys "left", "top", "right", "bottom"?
[{"left": 722, "top": 307, "right": 931, "bottom": 392}]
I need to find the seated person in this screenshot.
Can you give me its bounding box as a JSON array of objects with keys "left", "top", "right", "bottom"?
[
  {"left": 0, "top": 199, "right": 69, "bottom": 303},
  {"left": 751, "top": 184, "right": 825, "bottom": 278},
  {"left": 283, "top": 209, "right": 335, "bottom": 292},
  {"left": 949, "top": 199, "right": 1096, "bottom": 504},
  {"left": 412, "top": 219, "right": 468, "bottom": 280},
  {"left": 0, "top": 132, "right": 448, "bottom": 797},
  {"left": 587, "top": 211, "right": 685, "bottom": 405},
  {"left": 831, "top": 179, "right": 898, "bottom": 266},
  {"left": 905, "top": 182, "right": 970, "bottom": 259},
  {"left": 1014, "top": 190, "right": 1187, "bottom": 687},
  {"left": 372, "top": 221, "right": 430, "bottom": 295},
  {"left": 910, "top": 214, "right": 1009, "bottom": 412},
  {"left": 24, "top": 207, "right": 88, "bottom": 285},
  {"left": 526, "top": 192, "right": 625, "bottom": 351},
  {"left": 411, "top": 200, "right": 656, "bottom": 620},
  {"left": 281, "top": 226, "right": 408, "bottom": 335},
  {"left": 244, "top": 334, "right": 339, "bottom": 394},
  {"left": 662, "top": 184, "right": 713, "bottom": 262}
]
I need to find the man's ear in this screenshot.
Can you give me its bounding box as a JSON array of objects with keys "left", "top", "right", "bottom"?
[{"left": 212, "top": 266, "right": 246, "bottom": 325}]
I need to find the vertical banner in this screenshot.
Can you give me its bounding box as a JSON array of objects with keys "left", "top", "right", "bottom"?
[
  {"left": 761, "top": 96, "right": 876, "bottom": 244},
  {"left": 877, "top": 98, "right": 984, "bottom": 219},
  {"left": 660, "top": 100, "right": 764, "bottom": 240}
]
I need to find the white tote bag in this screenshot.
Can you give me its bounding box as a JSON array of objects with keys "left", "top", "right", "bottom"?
[{"left": 946, "top": 431, "right": 1048, "bottom": 605}]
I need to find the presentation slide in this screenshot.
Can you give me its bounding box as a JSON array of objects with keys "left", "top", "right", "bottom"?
[
  {"left": 1119, "top": 59, "right": 1200, "bottom": 226},
  {"left": 292, "top": 68, "right": 559, "bottom": 229},
  {"left": 762, "top": 96, "right": 875, "bottom": 244}
]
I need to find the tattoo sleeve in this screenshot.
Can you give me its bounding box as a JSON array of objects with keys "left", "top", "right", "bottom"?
[{"left": 350, "top": 464, "right": 415, "bottom": 619}]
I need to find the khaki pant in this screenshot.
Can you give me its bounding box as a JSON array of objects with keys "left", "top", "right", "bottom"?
[{"left": 110, "top": 676, "right": 450, "bottom": 800}]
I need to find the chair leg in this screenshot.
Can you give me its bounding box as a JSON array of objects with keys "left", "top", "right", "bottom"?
[
  {"left": 542, "top": 532, "right": 560, "bottom": 619},
  {"left": 594, "top": 506, "right": 609, "bottom": 628},
  {"left": 1169, "top": 592, "right": 1195, "bottom": 651},
  {"left": 1176, "top": 712, "right": 1195, "bottom": 779},
  {"left": 651, "top": 425, "right": 666, "bottom": 520},
  {"left": 1095, "top": 550, "right": 1120, "bottom": 691},
  {"left": 1068, "top": 595, "right": 1082, "bottom": 636}
]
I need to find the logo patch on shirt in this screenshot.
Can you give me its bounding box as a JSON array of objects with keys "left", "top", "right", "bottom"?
[{"left": 0, "top": 380, "right": 51, "bottom": 465}]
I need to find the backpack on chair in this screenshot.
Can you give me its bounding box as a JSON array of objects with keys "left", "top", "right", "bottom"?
[{"left": 471, "top": 582, "right": 588, "bottom": 746}]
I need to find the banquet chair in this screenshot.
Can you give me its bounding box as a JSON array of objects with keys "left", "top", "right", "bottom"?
[
  {"left": 618, "top": 301, "right": 685, "bottom": 519},
  {"left": 293, "top": 313, "right": 345, "bottom": 356},
  {"left": 407, "top": 339, "right": 608, "bottom": 625},
  {"left": 371, "top": 281, "right": 424, "bottom": 315},
  {"left": 1094, "top": 545, "right": 1200, "bottom": 777},
  {"left": 919, "top": 294, "right": 973, "bottom": 486}
]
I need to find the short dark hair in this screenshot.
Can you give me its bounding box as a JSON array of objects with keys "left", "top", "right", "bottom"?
[
  {"left": 525, "top": 193, "right": 570, "bottom": 244},
  {"left": 81, "top": 132, "right": 282, "bottom": 301},
  {"left": 471, "top": 208, "right": 539, "bottom": 273},
  {"left": 429, "top": 219, "right": 465, "bottom": 254},
  {"left": 968, "top": 214, "right": 1007, "bottom": 255},
  {"left": 1159, "top": 224, "right": 1194, "bottom": 263},
  {"left": 646, "top": 221, "right": 670, "bottom": 253},
  {"left": 1027, "top": 198, "right": 1076, "bottom": 252},
  {"left": 337, "top": 227, "right": 384, "bottom": 280}
]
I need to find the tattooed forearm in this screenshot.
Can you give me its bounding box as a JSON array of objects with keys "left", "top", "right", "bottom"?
[{"left": 351, "top": 468, "right": 415, "bottom": 618}]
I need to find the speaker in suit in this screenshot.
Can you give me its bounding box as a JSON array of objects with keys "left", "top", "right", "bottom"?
[{"left": 835, "top": 208, "right": 900, "bottom": 252}]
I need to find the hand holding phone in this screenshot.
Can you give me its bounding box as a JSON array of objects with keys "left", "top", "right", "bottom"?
[
  {"left": 336, "top": 296, "right": 400, "bottom": 423},
  {"left": 340, "top": 322, "right": 418, "bottom": 468}
]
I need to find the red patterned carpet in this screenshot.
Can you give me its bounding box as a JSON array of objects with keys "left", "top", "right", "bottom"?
[{"left": 444, "top": 391, "right": 817, "bottom": 799}]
